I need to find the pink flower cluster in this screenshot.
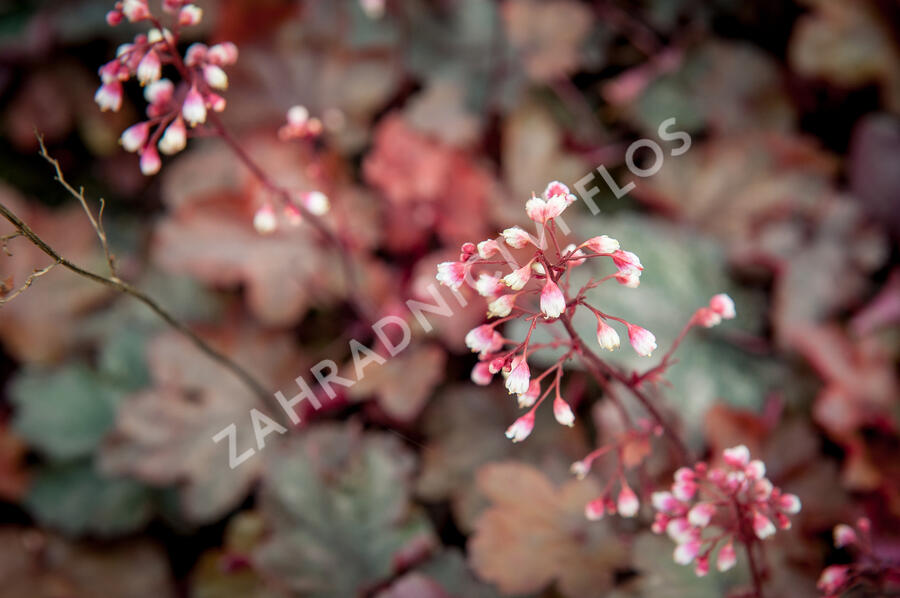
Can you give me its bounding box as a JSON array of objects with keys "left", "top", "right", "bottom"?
[
  {"left": 96, "top": 0, "right": 238, "bottom": 175},
  {"left": 437, "top": 181, "right": 738, "bottom": 446},
  {"left": 436, "top": 181, "right": 661, "bottom": 442},
  {"left": 651, "top": 445, "right": 801, "bottom": 577}
]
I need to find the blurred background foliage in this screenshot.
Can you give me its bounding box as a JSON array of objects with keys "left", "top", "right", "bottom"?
[{"left": 0, "top": 0, "right": 898, "bottom": 596}]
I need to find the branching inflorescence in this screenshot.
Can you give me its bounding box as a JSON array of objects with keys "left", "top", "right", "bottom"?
[
  {"left": 435, "top": 182, "right": 801, "bottom": 595},
  {"left": 97, "top": 0, "right": 329, "bottom": 234},
  {"left": 651, "top": 445, "right": 801, "bottom": 582},
  {"left": 435, "top": 180, "right": 735, "bottom": 449}
]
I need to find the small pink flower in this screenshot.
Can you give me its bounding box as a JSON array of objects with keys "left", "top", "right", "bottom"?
[
  {"left": 672, "top": 479, "right": 697, "bottom": 502},
  {"left": 144, "top": 78, "right": 174, "bottom": 105},
  {"left": 136, "top": 49, "right": 161, "bottom": 85},
  {"left": 505, "top": 411, "right": 535, "bottom": 443},
  {"left": 723, "top": 445, "right": 750, "bottom": 468},
  {"left": 543, "top": 194, "right": 568, "bottom": 220},
  {"left": 612, "top": 249, "right": 643, "bottom": 271},
  {"left": 745, "top": 459, "right": 766, "bottom": 480},
  {"left": 203, "top": 64, "right": 228, "bottom": 90},
  {"left": 503, "top": 263, "right": 532, "bottom": 290},
  {"left": 465, "top": 325, "right": 502, "bottom": 354},
  {"left": 833, "top": 524, "right": 857, "bottom": 548},
  {"left": 206, "top": 92, "right": 227, "bottom": 113},
  {"left": 178, "top": 4, "right": 203, "bottom": 26},
  {"left": 585, "top": 497, "right": 605, "bottom": 520},
  {"left": 120, "top": 122, "right": 149, "bottom": 153},
  {"left": 121, "top": 0, "right": 150, "bottom": 22},
  {"left": 184, "top": 42, "right": 208, "bottom": 67},
  {"left": 488, "top": 358, "right": 505, "bottom": 374},
  {"left": 158, "top": 117, "right": 187, "bottom": 155},
  {"left": 94, "top": 81, "right": 123, "bottom": 112},
  {"left": 694, "top": 307, "right": 722, "bottom": 328},
  {"left": 674, "top": 539, "right": 701, "bottom": 565},
  {"left": 300, "top": 191, "right": 330, "bottom": 216},
  {"left": 752, "top": 511, "right": 776, "bottom": 540},
  {"left": 501, "top": 226, "right": 531, "bottom": 248},
  {"left": 777, "top": 493, "right": 802, "bottom": 515},
  {"left": 518, "top": 379, "right": 540, "bottom": 408},
  {"left": 542, "top": 180, "right": 572, "bottom": 201},
  {"left": 687, "top": 502, "right": 715, "bottom": 527},
  {"left": 617, "top": 484, "right": 639, "bottom": 517},
  {"left": 709, "top": 293, "right": 736, "bottom": 319},
  {"left": 694, "top": 555, "right": 710, "bottom": 577},
  {"left": 253, "top": 204, "right": 277, "bottom": 234},
  {"left": 436, "top": 261, "right": 468, "bottom": 290},
  {"left": 817, "top": 565, "right": 850, "bottom": 595},
  {"left": 540, "top": 280, "right": 566, "bottom": 319},
  {"left": 570, "top": 460, "right": 589, "bottom": 479},
  {"left": 471, "top": 362, "right": 493, "bottom": 386},
  {"left": 626, "top": 324, "right": 656, "bottom": 356},
  {"left": 504, "top": 357, "right": 531, "bottom": 395},
  {"left": 596, "top": 316, "right": 620, "bottom": 351},
  {"left": 524, "top": 195, "right": 546, "bottom": 222},
  {"left": 207, "top": 42, "right": 239, "bottom": 66},
  {"left": 182, "top": 85, "right": 207, "bottom": 126},
  {"left": 139, "top": 146, "right": 161, "bottom": 176},
  {"left": 106, "top": 9, "right": 124, "bottom": 26},
  {"left": 615, "top": 266, "right": 641, "bottom": 288},
  {"left": 582, "top": 235, "right": 620, "bottom": 254},
  {"left": 477, "top": 239, "right": 501, "bottom": 258},
  {"left": 487, "top": 294, "right": 517, "bottom": 318},
  {"left": 553, "top": 396, "right": 575, "bottom": 427},
  {"left": 651, "top": 491, "right": 680, "bottom": 514},
  {"left": 717, "top": 541, "right": 737, "bottom": 572},
  {"left": 475, "top": 273, "right": 504, "bottom": 297},
  {"left": 666, "top": 518, "right": 694, "bottom": 544}
]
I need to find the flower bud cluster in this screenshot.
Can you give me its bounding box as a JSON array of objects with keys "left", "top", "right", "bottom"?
[
  {"left": 651, "top": 445, "right": 801, "bottom": 577},
  {"left": 437, "top": 181, "right": 658, "bottom": 443},
  {"left": 96, "top": 1, "right": 238, "bottom": 175}
]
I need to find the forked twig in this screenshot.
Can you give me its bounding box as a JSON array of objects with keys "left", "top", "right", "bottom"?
[
  {"left": 0, "top": 142, "right": 284, "bottom": 420},
  {"left": 36, "top": 133, "right": 118, "bottom": 278}
]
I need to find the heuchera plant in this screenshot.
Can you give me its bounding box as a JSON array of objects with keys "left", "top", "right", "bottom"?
[{"left": 436, "top": 181, "right": 801, "bottom": 594}]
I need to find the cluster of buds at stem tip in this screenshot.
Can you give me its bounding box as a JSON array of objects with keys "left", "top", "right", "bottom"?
[
  {"left": 817, "top": 517, "right": 900, "bottom": 597},
  {"left": 651, "top": 445, "right": 801, "bottom": 578},
  {"left": 97, "top": 1, "right": 239, "bottom": 175},
  {"left": 278, "top": 105, "right": 323, "bottom": 141},
  {"left": 437, "top": 181, "right": 668, "bottom": 443}
]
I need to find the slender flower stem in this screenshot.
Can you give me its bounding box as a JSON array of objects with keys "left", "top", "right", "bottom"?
[
  {"left": 206, "top": 112, "right": 374, "bottom": 324},
  {"left": 558, "top": 312, "right": 689, "bottom": 464},
  {"left": 733, "top": 495, "right": 765, "bottom": 598}
]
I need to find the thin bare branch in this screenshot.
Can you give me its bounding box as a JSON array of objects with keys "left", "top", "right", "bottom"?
[
  {"left": 0, "top": 199, "right": 281, "bottom": 418},
  {"left": 0, "top": 262, "right": 59, "bottom": 304},
  {"left": 36, "top": 133, "right": 118, "bottom": 278},
  {"left": 1, "top": 232, "right": 22, "bottom": 256}
]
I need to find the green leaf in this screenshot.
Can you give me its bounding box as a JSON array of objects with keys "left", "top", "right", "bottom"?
[
  {"left": 255, "top": 424, "right": 436, "bottom": 598},
  {"left": 24, "top": 460, "right": 155, "bottom": 537},
  {"left": 10, "top": 363, "right": 123, "bottom": 460}
]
